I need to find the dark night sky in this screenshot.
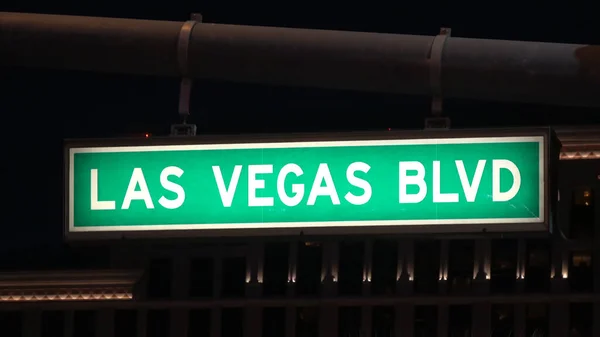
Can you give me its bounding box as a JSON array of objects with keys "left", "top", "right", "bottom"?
[{"left": 1, "top": 1, "right": 600, "bottom": 254}]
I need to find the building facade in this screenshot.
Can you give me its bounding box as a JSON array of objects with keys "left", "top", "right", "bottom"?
[{"left": 0, "top": 127, "right": 598, "bottom": 337}]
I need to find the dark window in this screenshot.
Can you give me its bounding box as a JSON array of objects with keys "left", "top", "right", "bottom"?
[
  {"left": 570, "top": 303, "right": 593, "bottom": 337},
  {"left": 41, "top": 311, "right": 65, "bottom": 337},
  {"left": 569, "top": 187, "right": 595, "bottom": 239},
  {"left": 569, "top": 251, "right": 593, "bottom": 292},
  {"left": 338, "top": 241, "right": 364, "bottom": 295},
  {"left": 73, "top": 310, "right": 96, "bottom": 337},
  {"left": 262, "top": 307, "right": 285, "bottom": 337},
  {"left": 147, "top": 309, "right": 169, "bottom": 337},
  {"left": 221, "top": 257, "right": 246, "bottom": 298},
  {"left": 296, "top": 307, "right": 319, "bottom": 337},
  {"left": 491, "top": 239, "right": 518, "bottom": 293},
  {"left": 263, "top": 242, "right": 289, "bottom": 297},
  {"left": 147, "top": 258, "right": 172, "bottom": 299},
  {"left": 414, "top": 306, "right": 437, "bottom": 337},
  {"left": 525, "top": 240, "right": 551, "bottom": 293},
  {"left": 448, "top": 305, "right": 471, "bottom": 337},
  {"left": 221, "top": 308, "right": 243, "bottom": 337},
  {"left": 448, "top": 240, "right": 474, "bottom": 293},
  {"left": 414, "top": 241, "right": 440, "bottom": 294},
  {"left": 115, "top": 310, "right": 137, "bottom": 337},
  {"left": 189, "top": 258, "right": 214, "bottom": 297},
  {"left": 372, "top": 306, "right": 394, "bottom": 337},
  {"left": 338, "top": 306, "right": 361, "bottom": 337},
  {"left": 491, "top": 304, "right": 514, "bottom": 337},
  {"left": 188, "top": 309, "right": 211, "bottom": 337},
  {"left": 372, "top": 240, "right": 397, "bottom": 295},
  {"left": 0, "top": 311, "right": 22, "bottom": 337},
  {"left": 525, "top": 304, "right": 548, "bottom": 337},
  {"left": 296, "top": 242, "right": 322, "bottom": 296}
]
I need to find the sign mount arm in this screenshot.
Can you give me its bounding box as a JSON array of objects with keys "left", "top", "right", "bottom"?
[
  {"left": 425, "top": 27, "right": 451, "bottom": 130},
  {"left": 172, "top": 13, "right": 201, "bottom": 137}
]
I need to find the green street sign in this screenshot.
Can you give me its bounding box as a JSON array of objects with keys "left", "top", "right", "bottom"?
[{"left": 65, "top": 130, "right": 553, "bottom": 238}]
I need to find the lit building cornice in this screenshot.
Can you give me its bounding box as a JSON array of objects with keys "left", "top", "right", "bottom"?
[
  {"left": 554, "top": 126, "right": 600, "bottom": 160},
  {"left": 559, "top": 151, "right": 600, "bottom": 160},
  {"left": 0, "top": 270, "right": 141, "bottom": 302}
]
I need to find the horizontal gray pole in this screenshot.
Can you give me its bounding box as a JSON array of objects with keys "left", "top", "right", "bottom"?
[{"left": 1, "top": 12, "right": 600, "bottom": 107}]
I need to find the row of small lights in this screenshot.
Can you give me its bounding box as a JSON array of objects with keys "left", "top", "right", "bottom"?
[
  {"left": 0, "top": 289, "right": 133, "bottom": 302},
  {"left": 282, "top": 274, "right": 560, "bottom": 283},
  {"left": 1, "top": 273, "right": 572, "bottom": 301}
]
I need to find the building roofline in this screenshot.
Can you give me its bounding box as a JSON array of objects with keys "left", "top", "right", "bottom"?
[{"left": 0, "top": 269, "right": 142, "bottom": 288}]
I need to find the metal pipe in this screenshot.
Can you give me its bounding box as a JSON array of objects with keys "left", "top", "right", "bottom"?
[{"left": 1, "top": 12, "right": 600, "bottom": 107}]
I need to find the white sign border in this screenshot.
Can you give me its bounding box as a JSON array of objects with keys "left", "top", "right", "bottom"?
[{"left": 68, "top": 136, "right": 545, "bottom": 233}]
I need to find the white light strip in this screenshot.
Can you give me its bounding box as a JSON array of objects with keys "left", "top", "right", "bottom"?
[{"left": 560, "top": 151, "right": 600, "bottom": 160}]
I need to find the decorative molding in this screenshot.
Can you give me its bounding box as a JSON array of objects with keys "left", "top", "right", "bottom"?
[
  {"left": 556, "top": 126, "right": 600, "bottom": 160},
  {"left": 560, "top": 151, "right": 600, "bottom": 160},
  {"left": 0, "top": 270, "right": 140, "bottom": 302},
  {"left": 0, "top": 288, "right": 133, "bottom": 302}
]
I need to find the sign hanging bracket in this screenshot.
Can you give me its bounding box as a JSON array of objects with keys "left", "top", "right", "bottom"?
[
  {"left": 171, "top": 13, "right": 202, "bottom": 137},
  {"left": 425, "top": 27, "right": 451, "bottom": 130}
]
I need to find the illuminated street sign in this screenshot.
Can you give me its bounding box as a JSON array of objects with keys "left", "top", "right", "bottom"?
[{"left": 65, "top": 130, "right": 556, "bottom": 238}]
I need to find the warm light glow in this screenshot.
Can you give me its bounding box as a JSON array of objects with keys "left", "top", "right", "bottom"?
[
  {"left": 560, "top": 151, "right": 600, "bottom": 160},
  {"left": 257, "top": 268, "right": 264, "bottom": 284},
  {"left": 439, "top": 266, "right": 448, "bottom": 281},
  {"left": 572, "top": 253, "right": 592, "bottom": 267},
  {"left": 145, "top": 133, "right": 151, "bottom": 138},
  {"left": 288, "top": 266, "right": 296, "bottom": 285},
  {"left": 397, "top": 274, "right": 414, "bottom": 282},
  {"left": 363, "top": 267, "right": 372, "bottom": 283},
  {"left": 0, "top": 289, "right": 133, "bottom": 302}
]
